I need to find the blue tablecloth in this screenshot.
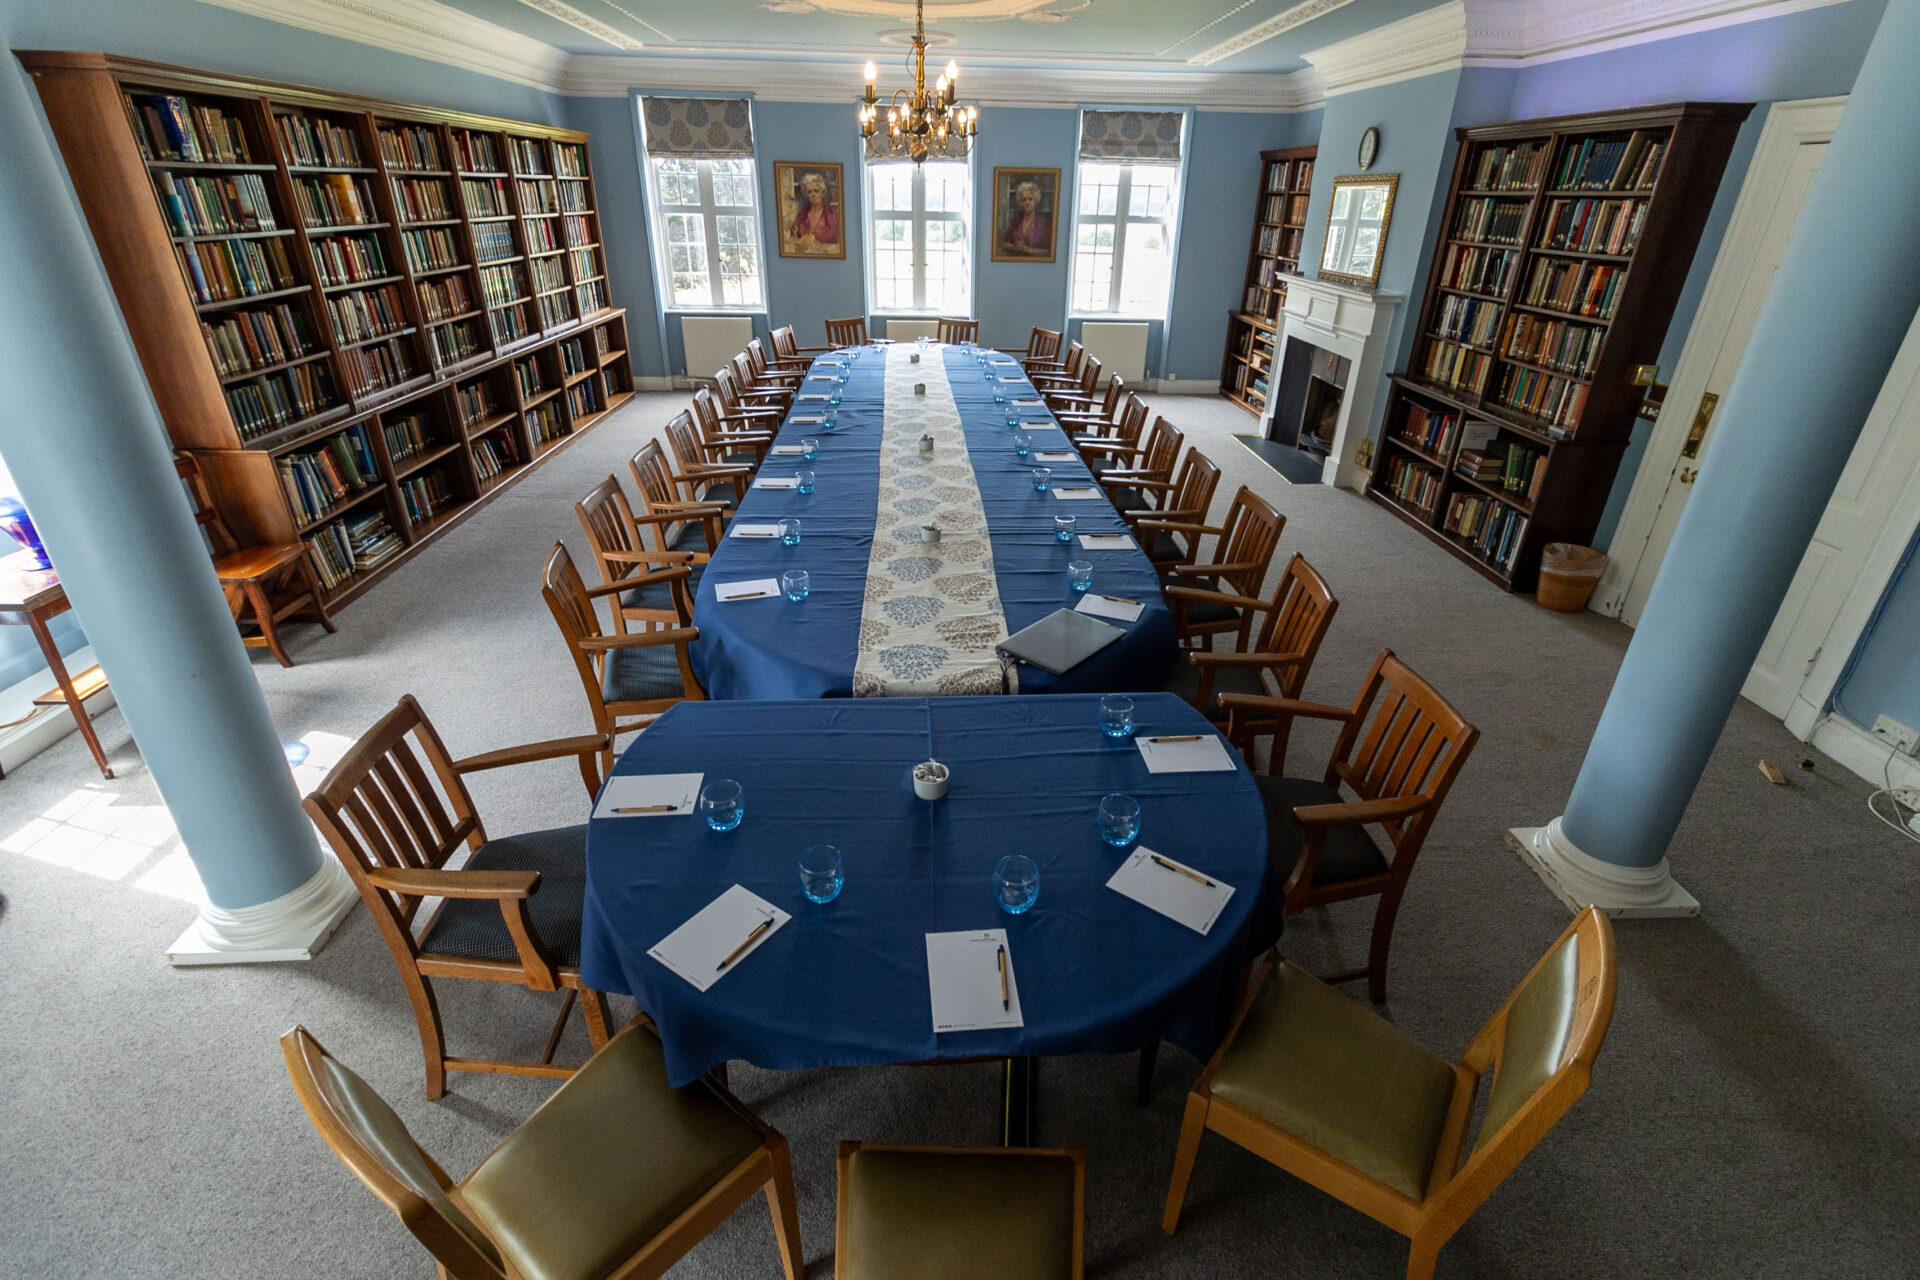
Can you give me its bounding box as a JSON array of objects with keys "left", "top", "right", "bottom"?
[
  {"left": 578, "top": 694, "right": 1275, "bottom": 1087},
  {"left": 688, "top": 344, "right": 1176, "bottom": 698}
]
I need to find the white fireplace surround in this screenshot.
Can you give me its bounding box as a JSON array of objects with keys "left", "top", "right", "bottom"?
[{"left": 1260, "top": 278, "right": 1402, "bottom": 492}]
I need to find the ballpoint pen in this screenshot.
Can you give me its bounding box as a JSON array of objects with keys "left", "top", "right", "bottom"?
[
  {"left": 997, "top": 944, "right": 1009, "bottom": 1011},
  {"left": 1102, "top": 594, "right": 1141, "bottom": 606},
  {"left": 726, "top": 590, "right": 775, "bottom": 599},
  {"left": 1146, "top": 734, "right": 1202, "bottom": 743},
  {"left": 612, "top": 804, "right": 678, "bottom": 814},
  {"left": 716, "top": 916, "right": 774, "bottom": 971},
  {"left": 1151, "top": 854, "right": 1217, "bottom": 888}
]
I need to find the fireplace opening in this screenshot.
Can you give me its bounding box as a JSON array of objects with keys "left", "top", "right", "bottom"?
[
  {"left": 1301, "top": 375, "right": 1344, "bottom": 455},
  {"left": 1267, "top": 337, "right": 1352, "bottom": 458}
]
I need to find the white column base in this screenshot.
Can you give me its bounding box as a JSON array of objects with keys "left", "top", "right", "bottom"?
[
  {"left": 167, "top": 855, "right": 359, "bottom": 966},
  {"left": 1506, "top": 817, "right": 1700, "bottom": 918}
]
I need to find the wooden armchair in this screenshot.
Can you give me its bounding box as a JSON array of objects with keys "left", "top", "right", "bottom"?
[
  {"left": 1220, "top": 648, "right": 1480, "bottom": 1003},
  {"left": 999, "top": 326, "right": 1061, "bottom": 367},
  {"left": 285, "top": 1021, "right": 804, "bottom": 1280},
  {"left": 575, "top": 475, "right": 710, "bottom": 632},
  {"left": 936, "top": 317, "right": 980, "bottom": 344},
  {"left": 746, "top": 337, "right": 807, "bottom": 389},
  {"left": 1162, "top": 908, "right": 1616, "bottom": 1280},
  {"left": 837, "top": 1143, "right": 1085, "bottom": 1280},
  {"left": 1071, "top": 395, "right": 1146, "bottom": 465},
  {"left": 1053, "top": 374, "right": 1126, "bottom": 429},
  {"left": 1090, "top": 417, "right": 1183, "bottom": 501},
  {"left": 1166, "top": 554, "right": 1336, "bottom": 720},
  {"left": 630, "top": 437, "right": 734, "bottom": 531},
  {"left": 543, "top": 541, "right": 703, "bottom": 780},
  {"left": 1026, "top": 339, "right": 1081, "bottom": 382},
  {"left": 712, "top": 366, "right": 787, "bottom": 442},
  {"left": 301, "top": 694, "right": 613, "bottom": 1098},
  {"left": 669, "top": 408, "right": 757, "bottom": 505},
  {"left": 825, "top": 316, "right": 869, "bottom": 346},
  {"left": 175, "top": 451, "right": 334, "bottom": 667},
  {"left": 1162, "top": 485, "right": 1286, "bottom": 651},
  {"left": 1123, "top": 449, "right": 1222, "bottom": 570},
  {"left": 730, "top": 351, "right": 793, "bottom": 413},
  {"left": 690, "top": 388, "right": 773, "bottom": 475},
  {"left": 770, "top": 323, "right": 827, "bottom": 367},
  {"left": 1042, "top": 356, "right": 1102, "bottom": 413}
]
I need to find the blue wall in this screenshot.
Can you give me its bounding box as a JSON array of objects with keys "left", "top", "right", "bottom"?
[{"left": 1835, "top": 526, "right": 1920, "bottom": 732}]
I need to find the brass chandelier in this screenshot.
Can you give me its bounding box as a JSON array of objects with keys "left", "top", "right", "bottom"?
[{"left": 858, "top": 0, "right": 977, "bottom": 163}]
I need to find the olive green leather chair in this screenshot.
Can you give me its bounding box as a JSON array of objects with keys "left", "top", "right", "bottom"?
[
  {"left": 283, "top": 1021, "right": 804, "bottom": 1280},
  {"left": 836, "top": 1142, "right": 1085, "bottom": 1280},
  {"left": 1162, "top": 907, "right": 1616, "bottom": 1280}
]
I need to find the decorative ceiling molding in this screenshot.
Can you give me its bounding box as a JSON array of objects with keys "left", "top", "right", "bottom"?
[
  {"left": 1461, "top": 0, "right": 1854, "bottom": 66},
  {"left": 512, "top": 0, "right": 644, "bottom": 50},
  {"left": 1301, "top": 1, "right": 1468, "bottom": 97},
  {"left": 1189, "top": 0, "right": 1358, "bottom": 67}
]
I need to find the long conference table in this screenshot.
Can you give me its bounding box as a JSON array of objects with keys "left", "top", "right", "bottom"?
[{"left": 687, "top": 341, "right": 1177, "bottom": 699}]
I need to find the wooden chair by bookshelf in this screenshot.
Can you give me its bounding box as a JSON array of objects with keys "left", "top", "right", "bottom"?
[
  {"left": 674, "top": 406, "right": 761, "bottom": 502},
  {"left": 824, "top": 317, "right": 868, "bottom": 347},
  {"left": 1161, "top": 909, "right": 1615, "bottom": 1280},
  {"left": 300, "top": 693, "right": 613, "bottom": 1099},
  {"left": 1088, "top": 417, "right": 1182, "bottom": 495},
  {"left": 1163, "top": 486, "right": 1286, "bottom": 651},
  {"left": 1054, "top": 375, "right": 1127, "bottom": 430},
  {"left": 1000, "top": 326, "right": 1061, "bottom": 367},
  {"left": 696, "top": 383, "right": 776, "bottom": 471},
  {"left": 936, "top": 318, "right": 979, "bottom": 344},
  {"left": 1124, "top": 449, "right": 1222, "bottom": 572},
  {"left": 542, "top": 542, "right": 703, "bottom": 780},
  {"left": 723, "top": 355, "right": 792, "bottom": 415},
  {"left": 1027, "top": 340, "right": 1082, "bottom": 382},
  {"left": 1220, "top": 648, "right": 1480, "bottom": 1004},
  {"left": 1071, "top": 394, "right": 1147, "bottom": 462},
  {"left": 745, "top": 338, "right": 807, "bottom": 390},
  {"left": 1036, "top": 355, "right": 1099, "bottom": 403},
  {"left": 630, "top": 438, "right": 735, "bottom": 530},
  {"left": 1167, "top": 553, "right": 1337, "bottom": 719},
  {"left": 284, "top": 1021, "right": 806, "bottom": 1280},
  {"left": 174, "top": 452, "right": 334, "bottom": 668},
  {"left": 574, "top": 476, "right": 705, "bottom": 633}
]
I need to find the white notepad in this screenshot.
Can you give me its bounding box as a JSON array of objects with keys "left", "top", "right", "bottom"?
[
  {"left": 1106, "top": 846, "right": 1235, "bottom": 935},
  {"left": 1033, "top": 451, "right": 1076, "bottom": 463},
  {"left": 729, "top": 523, "right": 782, "bottom": 538},
  {"left": 1013, "top": 398, "right": 1045, "bottom": 407},
  {"left": 798, "top": 393, "right": 830, "bottom": 401},
  {"left": 808, "top": 374, "right": 836, "bottom": 381},
  {"left": 771, "top": 445, "right": 809, "bottom": 455},
  {"left": 755, "top": 476, "right": 801, "bottom": 489},
  {"left": 1079, "top": 533, "right": 1136, "bottom": 551},
  {"left": 716, "top": 578, "right": 781, "bottom": 601},
  {"left": 1053, "top": 486, "right": 1102, "bottom": 501},
  {"left": 788, "top": 416, "right": 824, "bottom": 425},
  {"left": 1136, "top": 734, "right": 1237, "bottom": 773},
  {"left": 926, "top": 929, "right": 1023, "bottom": 1033},
  {"left": 593, "top": 773, "right": 704, "bottom": 819},
  {"left": 1075, "top": 593, "right": 1146, "bottom": 623},
  {"left": 649, "top": 885, "right": 791, "bottom": 992}
]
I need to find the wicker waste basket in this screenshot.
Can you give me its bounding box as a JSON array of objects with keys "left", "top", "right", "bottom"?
[{"left": 1537, "top": 544, "right": 1607, "bottom": 612}]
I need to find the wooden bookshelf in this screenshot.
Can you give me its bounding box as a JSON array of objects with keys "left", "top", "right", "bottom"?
[
  {"left": 1367, "top": 102, "right": 1750, "bottom": 592},
  {"left": 19, "top": 52, "right": 632, "bottom": 610},
  {"left": 1222, "top": 145, "right": 1315, "bottom": 417}
]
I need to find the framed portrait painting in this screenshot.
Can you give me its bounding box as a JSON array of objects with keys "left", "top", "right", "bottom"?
[
  {"left": 992, "top": 167, "right": 1060, "bottom": 264},
  {"left": 774, "top": 161, "right": 847, "bottom": 259}
]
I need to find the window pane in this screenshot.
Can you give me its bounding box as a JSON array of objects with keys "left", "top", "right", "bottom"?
[
  {"left": 926, "top": 162, "right": 967, "bottom": 213},
  {"left": 1128, "top": 165, "right": 1175, "bottom": 218},
  {"left": 655, "top": 158, "right": 699, "bottom": 206},
  {"left": 1079, "top": 163, "right": 1120, "bottom": 217},
  {"left": 1119, "top": 221, "right": 1172, "bottom": 312},
  {"left": 1073, "top": 222, "right": 1113, "bottom": 312},
  {"left": 866, "top": 162, "right": 970, "bottom": 313},
  {"left": 711, "top": 158, "right": 755, "bottom": 207},
  {"left": 874, "top": 165, "right": 913, "bottom": 212}
]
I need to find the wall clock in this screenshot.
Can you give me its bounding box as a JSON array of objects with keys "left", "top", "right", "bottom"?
[{"left": 1358, "top": 126, "right": 1379, "bottom": 170}]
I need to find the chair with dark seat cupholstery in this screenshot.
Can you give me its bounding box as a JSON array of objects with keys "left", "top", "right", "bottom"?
[
  {"left": 576, "top": 474, "right": 710, "bottom": 633},
  {"left": 1161, "top": 907, "right": 1616, "bottom": 1280},
  {"left": 1162, "top": 553, "right": 1337, "bottom": 721}
]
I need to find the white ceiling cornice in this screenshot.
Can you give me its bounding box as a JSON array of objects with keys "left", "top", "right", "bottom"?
[
  {"left": 1188, "top": 0, "right": 1358, "bottom": 67},
  {"left": 190, "top": 0, "right": 1864, "bottom": 109}
]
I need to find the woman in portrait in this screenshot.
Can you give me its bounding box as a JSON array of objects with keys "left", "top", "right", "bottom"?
[
  {"left": 788, "top": 170, "right": 840, "bottom": 250},
  {"left": 999, "top": 179, "right": 1052, "bottom": 257}
]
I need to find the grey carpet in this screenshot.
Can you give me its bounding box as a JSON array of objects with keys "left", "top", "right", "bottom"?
[{"left": 2, "top": 387, "right": 1915, "bottom": 1278}]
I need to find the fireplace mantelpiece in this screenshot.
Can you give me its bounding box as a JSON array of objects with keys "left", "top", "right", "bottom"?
[{"left": 1259, "top": 277, "right": 1402, "bottom": 491}]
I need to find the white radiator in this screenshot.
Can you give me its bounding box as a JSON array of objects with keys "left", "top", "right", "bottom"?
[
  {"left": 1079, "top": 321, "right": 1149, "bottom": 385},
  {"left": 886, "top": 318, "right": 939, "bottom": 342},
  {"left": 680, "top": 316, "right": 754, "bottom": 382}
]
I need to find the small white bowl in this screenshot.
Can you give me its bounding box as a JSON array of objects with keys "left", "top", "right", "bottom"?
[{"left": 912, "top": 760, "right": 950, "bottom": 801}]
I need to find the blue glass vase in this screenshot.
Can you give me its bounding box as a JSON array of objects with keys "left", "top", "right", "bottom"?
[{"left": 0, "top": 495, "right": 51, "bottom": 571}]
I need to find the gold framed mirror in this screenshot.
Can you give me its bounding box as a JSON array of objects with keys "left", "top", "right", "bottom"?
[{"left": 1318, "top": 173, "right": 1398, "bottom": 289}]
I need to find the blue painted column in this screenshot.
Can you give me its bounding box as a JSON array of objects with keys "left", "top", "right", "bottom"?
[
  {"left": 1549, "top": 0, "right": 1920, "bottom": 899},
  {"left": 0, "top": 58, "right": 350, "bottom": 955}
]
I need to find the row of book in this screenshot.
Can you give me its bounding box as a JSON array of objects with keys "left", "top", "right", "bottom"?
[
  {"left": 528, "top": 399, "right": 568, "bottom": 445},
  {"left": 518, "top": 179, "right": 559, "bottom": 216},
  {"left": 1423, "top": 338, "right": 1492, "bottom": 395},
  {"left": 1553, "top": 131, "right": 1667, "bottom": 192},
  {"left": 1438, "top": 244, "right": 1515, "bottom": 297},
  {"left": 515, "top": 356, "right": 545, "bottom": 398},
  {"left": 277, "top": 423, "right": 379, "bottom": 526},
  {"left": 228, "top": 361, "right": 335, "bottom": 439},
  {"left": 471, "top": 432, "right": 519, "bottom": 482},
  {"left": 277, "top": 112, "right": 364, "bottom": 168},
  {"left": 1457, "top": 440, "right": 1547, "bottom": 501},
  {"left": 175, "top": 236, "right": 294, "bottom": 303},
  {"left": 402, "top": 227, "right": 464, "bottom": 273},
  {"left": 565, "top": 378, "right": 603, "bottom": 421},
  {"left": 158, "top": 172, "right": 277, "bottom": 237},
  {"left": 379, "top": 124, "right": 443, "bottom": 172},
  {"left": 419, "top": 274, "right": 476, "bottom": 322},
  {"left": 1468, "top": 140, "right": 1547, "bottom": 192},
  {"left": 339, "top": 340, "right": 415, "bottom": 397},
  {"left": 558, "top": 182, "right": 591, "bottom": 214},
  {"left": 398, "top": 468, "right": 455, "bottom": 525},
  {"left": 451, "top": 130, "right": 502, "bottom": 172},
  {"left": 559, "top": 338, "right": 591, "bottom": 377},
  {"left": 577, "top": 279, "right": 610, "bottom": 315},
  {"left": 491, "top": 303, "right": 535, "bottom": 347},
  {"left": 292, "top": 174, "right": 374, "bottom": 228},
  {"left": 1521, "top": 259, "right": 1623, "bottom": 320},
  {"left": 479, "top": 263, "right": 528, "bottom": 309},
  {"left": 383, "top": 409, "right": 436, "bottom": 464},
  {"left": 1451, "top": 196, "right": 1527, "bottom": 246},
  {"left": 508, "top": 137, "right": 548, "bottom": 175},
  {"left": 124, "top": 92, "right": 252, "bottom": 164},
  {"left": 457, "top": 377, "right": 504, "bottom": 428},
  {"left": 1492, "top": 363, "right": 1588, "bottom": 428},
  {"left": 202, "top": 303, "right": 316, "bottom": 378},
  {"left": 1264, "top": 159, "right": 1311, "bottom": 193},
  {"left": 329, "top": 284, "right": 409, "bottom": 345},
  {"left": 1537, "top": 198, "right": 1648, "bottom": 255},
  {"left": 1260, "top": 193, "right": 1309, "bottom": 225},
  {"left": 391, "top": 176, "right": 456, "bottom": 223},
  {"left": 1255, "top": 225, "right": 1303, "bottom": 259},
  {"left": 527, "top": 219, "right": 563, "bottom": 254},
  {"left": 1432, "top": 294, "right": 1500, "bottom": 348},
  {"left": 1443, "top": 494, "right": 1529, "bottom": 570},
  {"left": 308, "top": 507, "right": 402, "bottom": 588},
  {"left": 310, "top": 233, "right": 390, "bottom": 288},
  {"left": 591, "top": 325, "right": 620, "bottom": 358},
  {"left": 530, "top": 256, "right": 567, "bottom": 294},
  {"left": 462, "top": 177, "right": 511, "bottom": 218},
  {"left": 554, "top": 142, "right": 590, "bottom": 179},
  {"left": 474, "top": 222, "right": 518, "bottom": 262},
  {"left": 571, "top": 247, "right": 603, "bottom": 283},
  {"left": 564, "top": 216, "right": 597, "bottom": 248},
  {"left": 1398, "top": 401, "right": 1462, "bottom": 458},
  {"left": 1502, "top": 314, "right": 1604, "bottom": 379},
  {"left": 430, "top": 319, "right": 484, "bottom": 366},
  {"left": 538, "top": 292, "right": 575, "bottom": 331},
  {"left": 1381, "top": 455, "right": 1443, "bottom": 514}
]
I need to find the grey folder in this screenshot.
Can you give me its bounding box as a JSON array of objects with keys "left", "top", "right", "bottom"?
[{"left": 996, "top": 607, "right": 1126, "bottom": 675}]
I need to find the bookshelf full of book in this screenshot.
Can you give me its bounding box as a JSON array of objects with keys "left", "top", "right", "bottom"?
[
  {"left": 20, "top": 52, "right": 633, "bottom": 609},
  {"left": 1366, "top": 102, "right": 1749, "bottom": 592},
  {"left": 1222, "top": 145, "right": 1315, "bottom": 416}
]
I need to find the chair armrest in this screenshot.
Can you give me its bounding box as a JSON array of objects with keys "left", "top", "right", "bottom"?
[
  {"left": 678, "top": 464, "right": 754, "bottom": 481},
  {"left": 1077, "top": 442, "right": 1144, "bottom": 459},
  {"left": 452, "top": 733, "right": 611, "bottom": 775},
  {"left": 1168, "top": 560, "right": 1264, "bottom": 578},
  {"left": 1190, "top": 648, "right": 1308, "bottom": 668},
  {"left": 792, "top": 343, "right": 832, "bottom": 354},
  {"left": 1165, "top": 585, "right": 1267, "bottom": 611},
  {"left": 1101, "top": 475, "right": 1176, "bottom": 492},
  {"left": 583, "top": 566, "right": 691, "bottom": 600},
  {"left": 651, "top": 500, "right": 731, "bottom": 516},
  {"left": 1292, "top": 793, "right": 1432, "bottom": 830},
  {"left": 1216, "top": 693, "right": 1354, "bottom": 722},
  {"left": 365, "top": 866, "right": 538, "bottom": 899},
  {"left": 1132, "top": 520, "right": 1223, "bottom": 535},
  {"left": 602, "top": 548, "right": 696, "bottom": 565},
  {"left": 578, "top": 626, "right": 699, "bottom": 651}
]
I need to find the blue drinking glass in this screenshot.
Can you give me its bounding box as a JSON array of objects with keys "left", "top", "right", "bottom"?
[
  {"left": 829, "top": 389, "right": 843, "bottom": 407},
  {"left": 701, "top": 779, "right": 744, "bottom": 832},
  {"left": 994, "top": 390, "right": 1007, "bottom": 405},
  {"left": 798, "top": 844, "right": 844, "bottom": 904},
  {"left": 1032, "top": 467, "right": 1052, "bottom": 492},
  {"left": 782, "top": 569, "right": 810, "bottom": 601},
  {"left": 1068, "top": 560, "right": 1093, "bottom": 593},
  {"left": 1013, "top": 432, "right": 1031, "bottom": 457},
  {"left": 1055, "top": 515, "right": 1076, "bottom": 543},
  {"left": 1006, "top": 414, "right": 1021, "bottom": 430},
  {"left": 779, "top": 519, "right": 801, "bottom": 546},
  {"left": 1098, "top": 694, "right": 1133, "bottom": 739},
  {"left": 797, "top": 469, "right": 816, "bottom": 494},
  {"left": 993, "top": 855, "right": 1040, "bottom": 915},
  {"left": 1099, "top": 794, "right": 1141, "bottom": 847},
  {"left": 800, "top": 438, "right": 820, "bottom": 460}
]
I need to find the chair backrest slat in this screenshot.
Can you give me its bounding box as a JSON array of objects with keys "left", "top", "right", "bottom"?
[
  {"left": 1143, "top": 419, "right": 1183, "bottom": 478},
  {"left": 1077, "top": 355, "right": 1102, "bottom": 396},
  {"left": 825, "top": 316, "right": 867, "bottom": 346},
  {"left": 1325, "top": 651, "right": 1480, "bottom": 857},
  {"left": 937, "top": 317, "right": 978, "bottom": 343},
  {"left": 1211, "top": 487, "right": 1285, "bottom": 598},
  {"left": 1251, "top": 555, "right": 1338, "bottom": 699},
  {"left": 1170, "top": 449, "right": 1222, "bottom": 518}
]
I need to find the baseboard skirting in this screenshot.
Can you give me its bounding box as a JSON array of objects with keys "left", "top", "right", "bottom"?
[
  {"left": 1145, "top": 380, "right": 1221, "bottom": 395},
  {"left": 1802, "top": 709, "right": 1920, "bottom": 793},
  {"left": 1506, "top": 818, "right": 1701, "bottom": 917},
  {"left": 632, "top": 375, "right": 677, "bottom": 391},
  {"left": 167, "top": 855, "right": 358, "bottom": 966}
]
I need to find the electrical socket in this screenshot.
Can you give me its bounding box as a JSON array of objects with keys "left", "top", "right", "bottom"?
[
  {"left": 1871, "top": 714, "right": 1920, "bottom": 757},
  {"left": 1893, "top": 786, "right": 1920, "bottom": 812}
]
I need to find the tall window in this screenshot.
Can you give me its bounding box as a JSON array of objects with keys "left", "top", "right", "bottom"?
[
  {"left": 1070, "top": 110, "right": 1186, "bottom": 317},
  {"left": 640, "top": 96, "right": 765, "bottom": 309},
  {"left": 868, "top": 160, "right": 971, "bottom": 314}
]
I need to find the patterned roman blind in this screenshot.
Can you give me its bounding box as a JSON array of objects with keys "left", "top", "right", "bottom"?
[
  {"left": 1078, "top": 110, "right": 1183, "bottom": 163},
  {"left": 640, "top": 97, "right": 754, "bottom": 159}
]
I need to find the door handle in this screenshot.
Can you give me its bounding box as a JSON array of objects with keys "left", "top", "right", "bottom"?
[
  {"left": 1681, "top": 393, "right": 1718, "bottom": 459},
  {"left": 1679, "top": 467, "right": 1698, "bottom": 485}
]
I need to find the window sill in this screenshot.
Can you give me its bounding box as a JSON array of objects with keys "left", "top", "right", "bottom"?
[
  {"left": 664, "top": 306, "right": 768, "bottom": 316},
  {"left": 1069, "top": 313, "right": 1165, "bottom": 323}
]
